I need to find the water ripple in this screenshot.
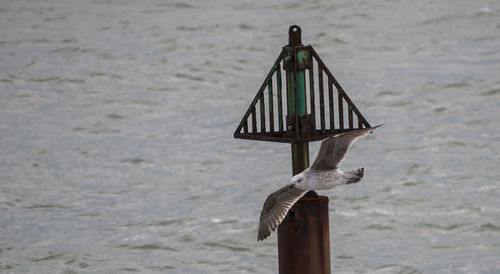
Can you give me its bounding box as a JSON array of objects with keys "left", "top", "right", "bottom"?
[{"left": 118, "top": 244, "right": 179, "bottom": 252}]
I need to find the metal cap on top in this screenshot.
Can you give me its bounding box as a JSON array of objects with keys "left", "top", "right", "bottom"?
[{"left": 288, "top": 25, "right": 302, "bottom": 46}]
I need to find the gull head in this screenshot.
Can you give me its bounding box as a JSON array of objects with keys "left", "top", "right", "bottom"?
[{"left": 291, "top": 173, "right": 307, "bottom": 189}]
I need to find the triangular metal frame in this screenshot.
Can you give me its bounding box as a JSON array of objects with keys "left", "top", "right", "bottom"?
[{"left": 234, "top": 45, "right": 371, "bottom": 143}]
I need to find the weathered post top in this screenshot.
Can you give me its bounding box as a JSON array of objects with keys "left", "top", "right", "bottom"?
[{"left": 288, "top": 25, "right": 302, "bottom": 46}]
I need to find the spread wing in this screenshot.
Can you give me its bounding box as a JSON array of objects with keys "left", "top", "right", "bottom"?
[
  {"left": 257, "top": 184, "right": 307, "bottom": 241},
  {"left": 311, "top": 125, "right": 382, "bottom": 171}
]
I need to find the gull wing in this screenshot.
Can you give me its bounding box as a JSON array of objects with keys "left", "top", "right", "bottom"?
[
  {"left": 258, "top": 184, "right": 308, "bottom": 241},
  {"left": 310, "top": 125, "right": 382, "bottom": 171}
]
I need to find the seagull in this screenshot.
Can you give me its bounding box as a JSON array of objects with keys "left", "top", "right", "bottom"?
[{"left": 257, "top": 125, "right": 382, "bottom": 241}]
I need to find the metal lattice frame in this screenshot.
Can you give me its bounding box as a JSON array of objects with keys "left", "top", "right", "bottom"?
[{"left": 234, "top": 45, "right": 371, "bottom": 143}]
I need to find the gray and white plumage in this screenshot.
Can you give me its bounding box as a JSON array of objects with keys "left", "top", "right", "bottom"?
[{"left": 257, "top": 125, "right": 382, "bottom": 241}]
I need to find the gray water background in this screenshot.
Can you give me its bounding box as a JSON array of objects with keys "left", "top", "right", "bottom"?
[{"left": 1, "top": 0, "right": 500, "bottom": 273}]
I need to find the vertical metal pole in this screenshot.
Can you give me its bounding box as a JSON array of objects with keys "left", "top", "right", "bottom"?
[
  {"left": 286, "top": 64, "right": 310, "bottom": 174},
  {"left": 278, "top": 26, "right": 331, "bottom": 274}
]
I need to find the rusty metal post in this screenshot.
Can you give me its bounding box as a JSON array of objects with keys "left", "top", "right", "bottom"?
[
  {"left": 278, "top": 194, "right": 330, "bottom": 274},
  {"left": 278, "top": 25, "right": 331, "bottom": 274}
]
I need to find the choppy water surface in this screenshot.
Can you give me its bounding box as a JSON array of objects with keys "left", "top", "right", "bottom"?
[{"left": 1, "top": 0, "right": 499, "bottom": 273}]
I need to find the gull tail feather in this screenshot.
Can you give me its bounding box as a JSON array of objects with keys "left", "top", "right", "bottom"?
[{"left": 345, "top": 167, "right": 364, "bottom": 185}]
